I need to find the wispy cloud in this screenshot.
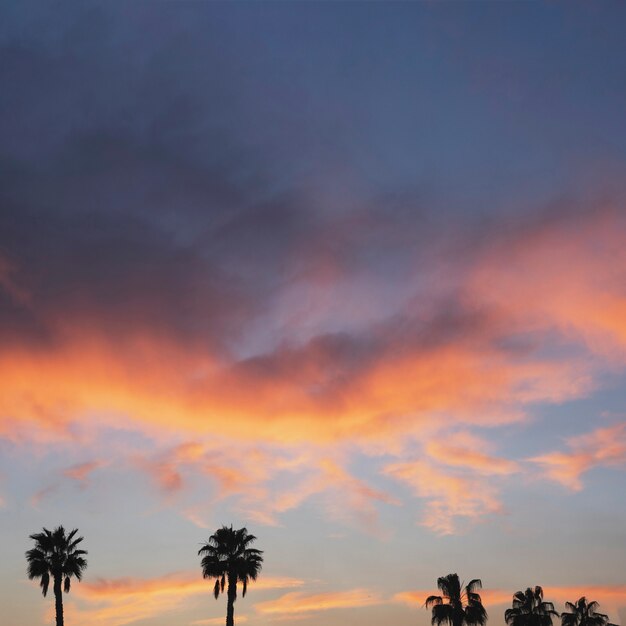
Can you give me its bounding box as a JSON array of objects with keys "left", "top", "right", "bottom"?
[
  {"left": 394, "top": 588, "right": 512, "bottom": 609},
  {"left": 425, "top": 432, "right": 520, "bottom": 476},
  {"left": 383, "top": 459, "right": 504, "bottom": 535},
  {"left": 191, "top": 618, "right": 248, "bottom": 625},
  {"left": 530, "top": 422, "right": 626, "bottom": 490},
  {"left": 63, "top": 460, "right": 104, "bottom": 485},
  {"left": 396, "top": 585, "right": 626, "bottom": 614},
  {"left": 30, "top": 484, "right": 59, "bottom": 509},
  {"left": 65, "top": 572, "right": 303, "bottom": 626},
  {"left": 254, "top": 588, "right": 384, "bottom": 616}
]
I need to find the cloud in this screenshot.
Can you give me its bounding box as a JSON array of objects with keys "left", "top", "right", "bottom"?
[
  {"left": 379, "top": 431, "right": 519, "bottom": 533},
  {"left": 30, "top": 484, "right": 59, "bottom": 509},
  {"left": 394, "top": 588, "right": 512, "bottom": 609},
  {"left": 383, "top": 459, "right": 504, "bottom": 535},
  {"left": 2, "top": 21, "right": 626, "bottom": 542},
  {"left": 139, "top": 442, "right": 397, "bottom": 534},
  {"left": 396, "top": 585, "right": 626, "bottom": 615},
  {"left": 254, "top": 588, "right": 384, "bottom": 616},
  {"left": 191, "top": 618, "right": 248, "bottom": 625},
  {"left": 3, "top": 194, "right": 622, "bottom": 459},
  {"left": 425, "top": 432, "right": 520, "bottom": 476},
  {"left": 530, "top": 422, "right": 626, "bottom": 490},
  {"left": 242, "top": 457, "right": 400, "bottom": 534},
  {"left": 468, "top": 207, "right": 626, "bottom": 360},
  {"left": 63, "top": 460, "right": 104, "bottom": 485},
  {"left": 3, "top": 206, "right": 624, "bottom": 538},
  {"left": 0, "top": 306, "right": 594, "bottom": 446},
  {"left": 65, "top": 571, "right": 303, "bottom": 626}
]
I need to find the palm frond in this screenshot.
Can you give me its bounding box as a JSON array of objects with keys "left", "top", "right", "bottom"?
[
  {"left": 586, "top": 602, "right": 600, "bottom": 615},
  {"left": 431, "top": 602, "right": 454, "bottom": 626},
  {"left": 199, "top": 525, "right": 263, "bottom": 604},
  {"left": 26, "top": 525, "right": 88, "bottom": 598},
  {"left": 562, "top": 612, "right": 578, "bottom": 626},
  {"left": 466, "top": 579, "right": 483, "bottom": 593},
  {"left": 506, "top": 607, "right": 521, "bottom": 624},
  {"left": 466, "top": 601, "right": 488, "bottom": 626}
]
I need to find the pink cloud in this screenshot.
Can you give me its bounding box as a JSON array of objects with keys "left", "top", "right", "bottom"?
[
  {"left": 383, "top": 459, "right": 503, "bottom": 535},
  {"left": 64, "top": 571, "right": 303, "bottom": 626},
  {"left": 63, "top": 460, "right": 103, "bottom": 484},
  {"left": 468, "top": 208, "right": 626, "bottom": 360},
  {"left": 3, "top": 206, "right": 626, "bottom": 538},
  {"left": 530, "top": 422, "right": 626, "bottom": 490},
  {"left": 254, "top": 588, "right": 384, "bottom": 616},
  {"left": 396, "top": 585, "right": 626, "bottom": 615},
  {"left": 425, "top": 432, "right": 520, "bottom": 476}
]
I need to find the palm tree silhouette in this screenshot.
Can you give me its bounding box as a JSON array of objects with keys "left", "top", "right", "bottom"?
[
  {"left": 505, "top": 586, "right": 559, "bottom": 626},
  {"left": 25, "top": 526, "right": 88, "bottom": 626},
  {"left": 198, "top": 525, "right": 263, "bottom": 626},
  {"left": 561, "top": 597, "right": 617, "bottom": 626},
  {"left": 424, "top": 573, "right": 488, "bottom": 626}
]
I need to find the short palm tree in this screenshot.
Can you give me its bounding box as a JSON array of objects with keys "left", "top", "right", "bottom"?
[
  {"left": 25, "top": 526, "right": 88, "bottom": 626},
  {"left": 198, "top": 525, "right": 263, "bottom": 626},
  {"left": 561, "top": 597, "right": 617, "bottom": 626},
  {"left": 505, "top": 586, "right": 559, "bottom": 626},
  {"left": 424, "top": 573, "right": 488, "bottom": 626}
]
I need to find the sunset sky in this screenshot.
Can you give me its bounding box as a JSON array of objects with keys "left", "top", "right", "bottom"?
[{"left": 1, "top": 2, "right": 626, "bottom": 626}]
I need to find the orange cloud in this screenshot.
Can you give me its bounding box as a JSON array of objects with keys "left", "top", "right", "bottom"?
[
  {"left": 139, "top": 440, "right": 272, "bottom": 500},
  {"left": 530, "top": 423, "right": 626, "bottom": 490},
  {"left": 0, "top": 301, "right": 594, "bottom": 449},
  {"left": 254, "top": 588, "right": 383, "bottom": 615},
  {"left": 396, "top": 585, "right": 626, "bottom": 614},
  {"left": 383, "top": 459, "right": 503, "bottom": 535},
  {"left": 63, "top": 460, "right": 103, "bottom": 484},
  {"left": 78, "top": 573, "right": 302, "bottom": 599},
  {"left": 468, "top": 208, "right": 626, "bottom": 360},
  {"left": 137, "top": 441, "right": 398, "bottom": 533},
  {"left": 30, "top": 484, "right": 58, "bottom": 509},
  {"left": 192, "top": 617, "right": 248, "bottom": 625},
  {"left": 425, "top": 432, "right": 520, "bottom": 476},
  {"left": 539, "top": 586, "right": 626, "bottom": 613},
  {"left": 3, "top": 208, "right": 626, "bottom": 450},
  {"left": 395, "top": 588, "right": 512, "bottom": 609},
  {"left": 4, "top": 206, "right": 626, "bottom": 539},
  {"left": 236, "top": 456, "right": 399, "bottom": 534},
  {"left": 65, "top": 571, "right": 303, "bottom": 626}
]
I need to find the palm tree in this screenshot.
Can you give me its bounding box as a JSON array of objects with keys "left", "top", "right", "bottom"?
[
  {"left": 198, "top": 525, "right": 263, "bottom": 626},
  {"left": 425, "top": 573, "right": 488, "bottom": 626},
  {"left": 25, "top": 526, "right": 88, "bottom": 626},
  {"left": 561, "top": 597, "right": 617, "bottom": 626},
  {"left": 505, "top": 586, "right": 559, "bottom": 626}
]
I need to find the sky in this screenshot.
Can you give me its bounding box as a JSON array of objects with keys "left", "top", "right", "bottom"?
[{"left": 1, "top": 2, "right": 626, "bottom": 626}]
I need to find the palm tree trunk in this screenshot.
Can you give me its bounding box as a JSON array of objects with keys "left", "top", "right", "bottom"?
[
  {"left": 226, "top": 574, "right": 236, "bottom": 626},
  {"left": 53, "top": 576, "right": 64, "bottom": 626}
]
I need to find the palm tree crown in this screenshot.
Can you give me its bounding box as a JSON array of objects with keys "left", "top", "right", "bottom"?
[
  {"left": 561, "top": 597, "right": 617, "bottom": 626},
  {"left": 26, "top": 526, "right": 88, "bottom": 626},
  {"left": 425, "top": 573, "right": 488, "bottom": 626},
  {"left": 505, "top": 586, "right": 559, "bottom": 626},
  {"left": 198, "top": 525, "right": 263, "bottom": 626}
]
